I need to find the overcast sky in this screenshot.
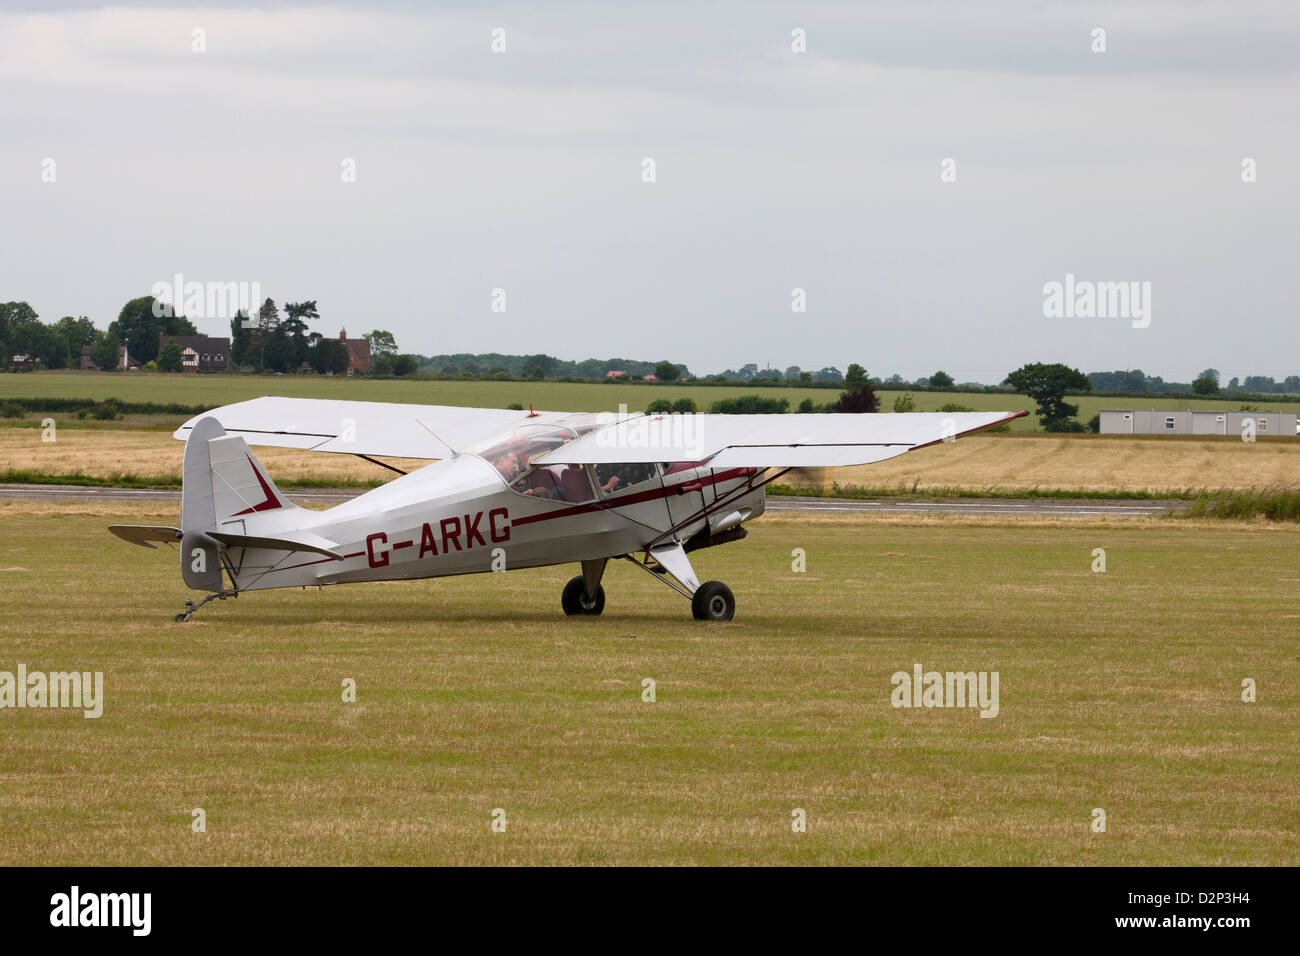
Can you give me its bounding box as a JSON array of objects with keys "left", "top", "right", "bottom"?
[{"left": 2, "top": 1, "right": 1297, "bottom": 382}]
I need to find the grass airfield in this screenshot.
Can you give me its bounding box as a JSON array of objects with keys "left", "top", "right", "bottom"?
[{"left": 0, "top": 508, "right": 1295, "bottom": 865}]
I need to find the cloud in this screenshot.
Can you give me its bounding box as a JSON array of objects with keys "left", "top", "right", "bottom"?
[{"left": 1, "top": 2, "right": 1297, "bottom": 380}]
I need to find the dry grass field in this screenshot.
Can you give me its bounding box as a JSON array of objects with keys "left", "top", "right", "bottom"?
[
  {"left": 4, "top": 425, "right": 1299, "bottom": 495},
  {"left": 0, "top": 426, "right": 421, "bottom": 485},
  {"left": 791, "top": 433, "right": 1300, "bottom": 495},
  {"left": 0, "top": 507, "right": 1295, "bottom": 865}
]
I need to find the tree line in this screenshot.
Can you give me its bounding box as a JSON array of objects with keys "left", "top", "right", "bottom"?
[{"left": 0, "top": 297, "right": 407, "bottom": 376}]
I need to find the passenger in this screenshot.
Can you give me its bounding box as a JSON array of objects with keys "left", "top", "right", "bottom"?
[
  {"left": 520, "top": 468, "right": 561, "bottom": 499},
  {"left": 558, "top": 466, "right": 593, "bottom": 502}
]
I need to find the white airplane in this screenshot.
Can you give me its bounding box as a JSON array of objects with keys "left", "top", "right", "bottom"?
[{"left": 109, "top": 397, "right": 1025, "bottom": 622}]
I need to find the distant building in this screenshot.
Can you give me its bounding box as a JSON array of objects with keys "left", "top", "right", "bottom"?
[
  {"left": 339, "top": 328, "right": 370, "bottom": 374},
  {"left": 642, "top": 374, "right": 657, "bottom": 381},
  {"left": 1100, "top": 409, "right": 1297, "bottom": 437},
  {"left": 80, "top": 344, "right": 95, "bottom": 370},
  {"left": 118, "top": 345, "right": 140, "bottom": 371},
  {"left": 158, "top": 333, "right": 230, "bottom": 372},
  {"left": 605, "top": 370, "right": 627, "bottom": 379}
]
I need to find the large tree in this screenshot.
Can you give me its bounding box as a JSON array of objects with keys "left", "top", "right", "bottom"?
[
  {"left": 844, "top": 364, "right": 868, "bottom": 390},
  {"left": 1006, "top": 362, "right": 1091, "bottom": 431},
  {"left": 282, "top": 301, "right": 319, "bottom": 369},
  {"left": 1192, "top": 367, "right": 1220, "bottom": 396},
  {"left": 834, "top": 383, "right": 881, "bottom": 413},
  {"left": 0, "top": 301, "right": 38, "bottom": 344},
  {"left": 654, "top": 360, "right": 681, "bottom": 382},
  {"left": 365, "top": 330, "right": 398, "bottom": 361},
  {"left": 230, "top": 310, "right": 252, "bottom": 367},
  {"left": 0, "top": 303, "right": 69, "bottom": 367},
  {"left": 308, "top": 337, "right": 350, "bottom": 374},
  {"left": 109, "top": 296, "right": 196, "bottom": 365},
  {"left": 53, "top": 316, "right": 97, "bottom": 364},
  {"left": 929, "top": 370, "right": 955, "bottom": 389},
  {"left": 10, "top": 321, "right": 67, "bottom": 368},
  {"left": 90, "top": 330, "right": 122, "bottom": 371},
  {"left": 157, "top": 341, "right": 184, "bottom": 373}
]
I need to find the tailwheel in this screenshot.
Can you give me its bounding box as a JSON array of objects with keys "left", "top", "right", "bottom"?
[
  {"left": 691, "top": 581, "right": 735, "bottom": 622},
  {"left": 561, "top": 576, "right": 605, "bottom": 616}
]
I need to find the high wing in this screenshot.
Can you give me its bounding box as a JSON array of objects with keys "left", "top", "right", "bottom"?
[
  {"left": 534, "top": 410, "right": 1028, "bottom": 468},
  {"left": 175, "top": 397, "right": 1026, "bottom": 468},
  {"left": 174, "top": 396, "right": 571, "bottom": 459}
]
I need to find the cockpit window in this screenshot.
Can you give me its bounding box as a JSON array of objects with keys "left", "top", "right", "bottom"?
[
  {"left": 510, "top": 464, "right": 596, "bottom": 503},
  {"left": 466, "top": 424, "right": 578, "bottom": 483},
  {"left": 594, "top": 462, "right": 659, "bottom": 497},
  {"left": 466, "top": 424, "right": 599, "bottom": 503}
]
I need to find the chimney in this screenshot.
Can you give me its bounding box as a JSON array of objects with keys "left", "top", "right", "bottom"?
[{"left": 339, "top": 328, "right": 347, "bottom": 342}]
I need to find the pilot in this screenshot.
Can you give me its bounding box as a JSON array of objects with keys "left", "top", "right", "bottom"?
[{"left": 494, "top": 453, "right": 524, "bottom": 483}]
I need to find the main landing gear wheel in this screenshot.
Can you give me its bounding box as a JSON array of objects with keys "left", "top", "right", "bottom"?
[
  {"left": 691, "top": 581, "right": 735, "bottom": 622},
  {"left": 561, "top": 576, "right": 605, "bottom": 616}
]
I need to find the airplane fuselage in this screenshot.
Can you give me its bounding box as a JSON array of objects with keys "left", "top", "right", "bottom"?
[{"left": 220, "top": 453, "right": 765, "bottom": 592}]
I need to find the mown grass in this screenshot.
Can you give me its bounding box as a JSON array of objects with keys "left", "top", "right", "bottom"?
[{"left": 0, "top": 512, "right": 1295, "bottom": 865}]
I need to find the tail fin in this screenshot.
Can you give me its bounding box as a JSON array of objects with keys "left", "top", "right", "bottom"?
[
  {"left": 182, "top": 416, "right": 297, "bottom": 533},
  {"left": 179, "top": 416, "right": 301, "bottom": 592}
]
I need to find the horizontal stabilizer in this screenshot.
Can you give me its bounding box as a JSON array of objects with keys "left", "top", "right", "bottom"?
[
  {"left": 208, "top": 530, "right": 343, "bottom": 559},
  {"left": 108, "top": 525, "right": 183, "bottom": 549}
]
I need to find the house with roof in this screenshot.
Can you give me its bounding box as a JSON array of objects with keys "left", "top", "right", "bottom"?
[
  {"left": 338, "top": 328, "right": 371, "bottom": 374},
  {"left": 157, "top": 333, "right": 231, "bottom": 372}
]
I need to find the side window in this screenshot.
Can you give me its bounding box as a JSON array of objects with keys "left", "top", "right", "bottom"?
[
  {"left": 594, "top": 463, "right": 658, "bottom": 497},
  {"left": 511, "top": 465, "right": 596, "bottom": 504}
]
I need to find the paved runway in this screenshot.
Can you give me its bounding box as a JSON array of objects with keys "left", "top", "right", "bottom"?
[{"left": 0, "top": 483, "right": 1184, "bottom": 516}]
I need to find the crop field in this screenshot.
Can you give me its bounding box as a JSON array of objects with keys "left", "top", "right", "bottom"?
[
  {"left": 0, "top": 507, "right": 1295, "bottom": 865},
  {"left": 4, "top": 371, "right": 1300, "bottom": 432},
  {"left": 4, "top": 425, "right": 1299, "bottom": 496}
]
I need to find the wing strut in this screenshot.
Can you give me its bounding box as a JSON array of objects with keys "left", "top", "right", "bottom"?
[{"left": 355, "top": 454, "right": 407, "bottom": 475}]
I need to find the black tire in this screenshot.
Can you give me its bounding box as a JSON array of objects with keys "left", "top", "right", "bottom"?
[
  {"left": 561, "top": 575, "right": 605, "bottom": 616},
  {"left": 691, "top": 581, "right": 735, "bottom": 621}
]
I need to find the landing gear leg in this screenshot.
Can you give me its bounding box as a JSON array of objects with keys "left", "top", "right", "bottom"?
[
  {"left": 626, "top": 542, "right": 737, "bottom": 622},
  {"left": 174, "top": 589, "right": 237, "bottom": 623}
]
